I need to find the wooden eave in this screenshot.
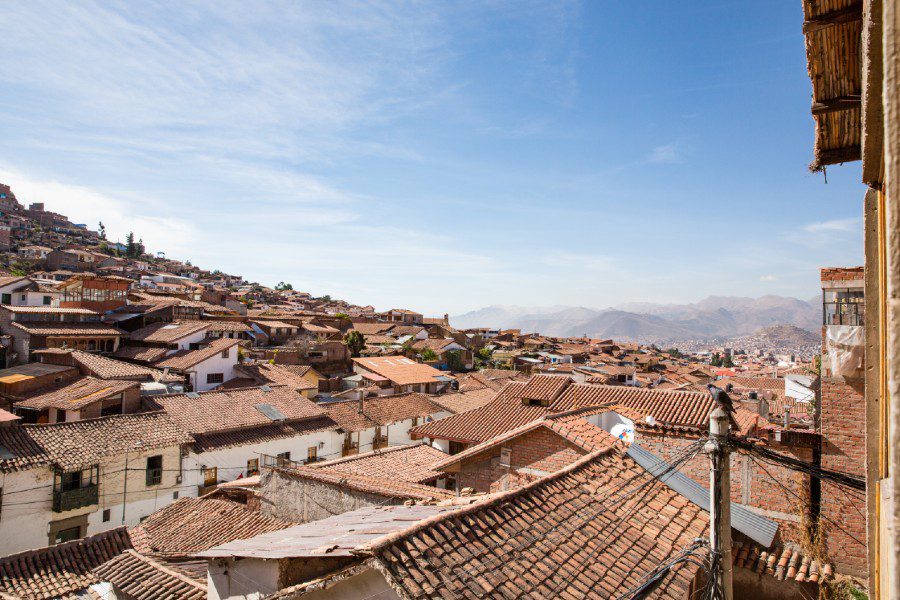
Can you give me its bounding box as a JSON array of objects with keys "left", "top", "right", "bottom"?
[{"left": 802, "top": 0, "right": 864, "bottom": 169}]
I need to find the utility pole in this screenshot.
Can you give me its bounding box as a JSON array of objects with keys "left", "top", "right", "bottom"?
[{"left": 706, "top": 398, "right": 733, "bottom": 600}]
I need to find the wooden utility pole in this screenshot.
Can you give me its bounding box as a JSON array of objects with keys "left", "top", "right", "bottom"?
[{"left": 707, "top": 403, "right": 733, "bottom": 600}]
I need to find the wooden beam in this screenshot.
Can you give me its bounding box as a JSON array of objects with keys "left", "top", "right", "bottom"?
[
  {"left": 803, "top": 2, "right": 863, "bottom": 35},
  {"left": 812, "top": 96, "right": 862, "bottom": 115},
  {"left": 818, "top": 145, "right": 862, "bottom": 166}
]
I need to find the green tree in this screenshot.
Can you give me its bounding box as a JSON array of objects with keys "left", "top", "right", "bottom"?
[
  {"left": 136, "top": 238, "right": 145, "bottom": 257},
  {"left": 343, "top": 330, "right": 366, "bottom": 357},
  {"left": 445, "top": 349, "right": 466, "bottom": 372},
  {"left": 710, "top": 352, "right": 722, "bottom": 367},
  {"left": 125, "top": 232, "right": 136, "bottom": 258},
  {"left": 722, "top": 354, "right": 734, "bottom": 368},
  {"left": 98, "top": 221, "right": 106, "bottom": 240},
  {"left": 420, "top": 348, "right": 438, "bottom": 361},
  {"left": 665, "top": 347, "right": 683, "bottom": 359},
  {"left": 275, "top": 282, "right": 294, "bottom": 291},
  {"left": 335, "top": 312, "right": 350, "bottom": 320},
  {"left": 474, "top": 346, "right": 493, "bottom": 368}
]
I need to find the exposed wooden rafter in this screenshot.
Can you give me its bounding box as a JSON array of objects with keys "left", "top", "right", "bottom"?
[
  {"left": 802, "top": 2, "right": 863, "bottom": 35},
  {"left": 817, "top": 145, "right": 862, "bottom": 166},
  {"left": 811, "top": 95, "right": 862, "bottom": 115}
]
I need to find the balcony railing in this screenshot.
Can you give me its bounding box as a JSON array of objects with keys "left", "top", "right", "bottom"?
[
  {"left": 146, "top": 468, "right": 162, "bottom": 486},
  {"left": 52, "top": 484, "right": 99, "bottom": 512}
]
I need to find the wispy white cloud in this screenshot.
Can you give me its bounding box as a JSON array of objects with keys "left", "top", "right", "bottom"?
[
  {"left": 0, "top": 167, "right": 197, "bottom": 256},
  {"left": 759, "top": 274, "right": 777, "bottom": 282},
  {"left": 646, "top": 143, "right": 681, "bottom": 164},
  {"left": 802, "top": 217, "right": 862, "bottom": 233}
]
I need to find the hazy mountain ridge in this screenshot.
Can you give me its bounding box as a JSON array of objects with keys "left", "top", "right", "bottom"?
[{"left": 450, "top": 295, "right": 820, "bottom": 343}]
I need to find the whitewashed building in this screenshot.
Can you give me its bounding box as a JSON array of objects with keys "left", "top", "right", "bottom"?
[{"left": 0, "top": 411, "right": 191, "bottom": 555}]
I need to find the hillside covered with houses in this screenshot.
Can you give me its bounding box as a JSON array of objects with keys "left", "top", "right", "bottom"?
[{"left": 0, "top": 182, "right": 863, "bottom": 600}]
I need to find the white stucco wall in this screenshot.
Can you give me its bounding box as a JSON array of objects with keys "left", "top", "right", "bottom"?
[
  {"left": 207, "top": 557, "right": 280, "bottom": 600},
  {"left": 0, "top": 468, "right": 54, "bottom": 554},
  {"left": 190, "top": 350, "right": 239, "bottom": 391},
  {"left": 183, "top": 429, "right": 345, "bottom": 491}
]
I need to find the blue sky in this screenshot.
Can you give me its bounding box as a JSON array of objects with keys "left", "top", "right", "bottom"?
[{"left": 0, "top": 1, "right": 864, "bottom": 315}]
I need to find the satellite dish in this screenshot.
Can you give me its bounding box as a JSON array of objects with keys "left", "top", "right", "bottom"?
[
  {"left": 645, "top": 415, "right": 657, "bottom": 427},
  {"left": 610, "top": 423, "right": 635, "bottom": 444}
]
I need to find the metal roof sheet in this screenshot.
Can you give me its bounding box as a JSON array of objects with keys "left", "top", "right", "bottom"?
[{"left": 626, "top": 443, "right": 778, "bottom": 547}]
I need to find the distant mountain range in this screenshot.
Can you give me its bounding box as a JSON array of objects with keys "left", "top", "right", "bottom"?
[{"left": 450, "top": 295, "right": 821, "bottom": 343}]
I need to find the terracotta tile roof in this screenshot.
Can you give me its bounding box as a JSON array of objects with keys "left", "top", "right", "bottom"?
[
  {"left": 0, "top": 527, "right": 133, "bottom": 599},
  {"left": 189, "top": 416, "right": 337, "bottom": 453},
  {"left": 554, "top": 383, "right": 717, "bottom": 431},
  {"left": 129, "top": 497, "right": 294, "bottom": 559},
  {"left": 456, "top": 372, "right": 502, "bottom": 392},
  {"left": 409, "top": 381, "right": 547, "bottom": 443},
  {"left": 128, "top": 321, "right": 210, "bottom": 343},
  {"left": 272, "top": 464, "right": 453, "bottom": 501},
  {"left": 412, "top": 377, "right": 755, "bottom": 443},
  {"left": 310, "top": 443, "right": 447, "bottom": 484},
  {"left": 235, "top": 363, "right": 318, "bottom": 391},
  {"left": 358, "top": 392, "right": 444, "bottom": 425},
  {"left": 0, "top": 426, "right": 50, "bottom": 473},
  {"left": 93, "top": 550, "right": 207, "bottom": 600},
  {"left": 350, "top": 322, "right": 395, "bottom": 336},
  {"left": 201, "top": 320, "right": 253, "bottom": 332},
  {"left": 10, "top": 321, "right": 124, "bottom": 336},
  {"left": 15, "top": 376, "right": 139, "bottom": 411},
  {"left": 433, "top": 411, "right": 618, "bottom": 471},
  {"left": 519, "top": 373, "right": 571, "bottom": 402},
  {"left": 368, "top": 449, "right": 709, "bottom": 599},
  {"left": 113, "top": 345, "right": 169, "bottom": 362},
  {"left": 25, "top": 411, "right": 193, "bottom": 471},
  {"left": 732, "top": 539, "right": 832, "bottom": 583},
  {"left": 352, "top": 356, "right": 451, "bottom": 386},
  {"left": 155, "top": 337, "right": 240, "bottom": 371},
  {"left": 431, "top": 387, "right": 496, "bottom": 414},
  {"left": 77, "top": 349, "right": 179, "bottom": 382},
  {"left": 2, "top": 305, "right": 96, "bottom": 315},
  {"left": 719, "top": 376, "right": 786, "bottom": 392},
  {"left": 322, "top": 400, "right": 378, "bottom": 432},
  {"left": 147, "top": 385, "right": 326, "bottom": 436}
]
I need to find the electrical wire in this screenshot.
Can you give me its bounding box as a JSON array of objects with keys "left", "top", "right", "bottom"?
[{"left": 395, "top": 439, "right": 708, "bottom": 600}]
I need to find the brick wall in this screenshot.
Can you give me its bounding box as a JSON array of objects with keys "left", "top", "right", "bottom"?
[
  {"left": 456, "top": 427, "right": 586, "bottom": 493},
  {"left": 819, "top": 376, "right": 868, "bottom": 577},
  {"left": 820, "top": 266, "right": 865, "bottom": 282},
  {"left": 637, "top": 429, "right": 813, "bottom": 544}
]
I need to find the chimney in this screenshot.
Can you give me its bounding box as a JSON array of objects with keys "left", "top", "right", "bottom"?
[
  {"left": 357, "top": 388, "right": 365, "bottom": 414},
  {"left": 757, "top": 395, "right": 769, "bottom": 421}
]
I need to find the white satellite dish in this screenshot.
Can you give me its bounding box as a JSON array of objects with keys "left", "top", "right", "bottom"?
[
  {"left": 645, "top": 415, "right": 657, "bottom": 426},
  {"left": 610, "top": 423, "right": 635, "bottom": 444}
]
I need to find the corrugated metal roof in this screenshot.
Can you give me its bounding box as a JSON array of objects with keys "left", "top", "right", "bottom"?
[
  {"left": 199, "top": 504, "right": 454, "bottom": 559},
  {"left": 626, "top": 443, "right": 777, "bottom": 547}
]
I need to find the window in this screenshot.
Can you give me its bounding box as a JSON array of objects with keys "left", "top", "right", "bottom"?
[
  {"left": 247, "top": 458, "right": 260, "bottom": 476},
  {"left": 202, "top": 466, "right": 218, "bottom": 487},
  {"left": 56, "top": 466, "right": 99, "bottom": 492},
  {"left": 145, "top": 455, "right": 162, "bottom": 486},
  {"left": 276, "top": 451, "right": 291, "bottom": 467},
  {"left": 221, "top": 348, "right": 230, "bottom": 358},
  {"left": 102, "top": 509, "right": 111, "bottom": 522},
  {"left": 189, "top": 342, "right": 201, "bottom": 350},
  {"left": 823, "top": 288, "right": 865, "bottom": 326},
  {"left": 1, "top": 294, "right": 10, "bottom": 305},
  {"left": 206, "top": 373, "right": 224, "bottom": 385},
  {"left": 43, "top": 295, "right": 52, "bottom": 305},
  {"left": 19, "top": 294, "right": 25, "bottom": 302},
  {"left": 449, "top": 441, "right": 467, "bottom": 455},
  {"left": 54, "top": 526, "right": 81, "bottom": 544},
  {"left": 173, "top": 491, "right": 179, "bottom": 500},
  {"left": 307, "top": 446, "right": 317, "bottom": 463}
]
